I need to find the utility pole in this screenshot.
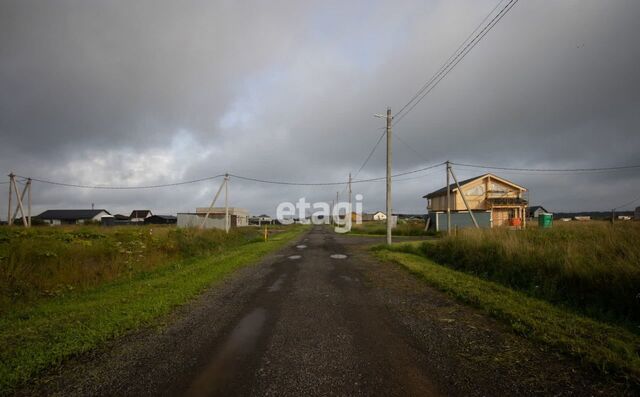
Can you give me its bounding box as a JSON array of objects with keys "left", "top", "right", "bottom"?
[
  {"left": 7, "top": 173, "right": 13, "bottom": 226},
  {"left": 348, "top": 173, "right": 352, "bottom": 222},
  {"left": 446, "top": 161, "right": 451, "bottom": 235},
  {"left": 385, "top": 107, "right": 393, "bottom": 245},
  {"left": 450, "top": 165, "right": 479, "bottom": 228},
  {"left": 224, "top": 174, "right": 229, "bottom": 233},
  {"left": 27, "top": 178, "right": 32, "bottom": 227}
]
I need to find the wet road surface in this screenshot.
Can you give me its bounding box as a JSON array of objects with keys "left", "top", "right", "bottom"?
[
  {"left": 22, "top": 226, "right": 632, "bottom": 396},
  {"left": 172, "top": 226, "right": 440, "bottom": 396}
]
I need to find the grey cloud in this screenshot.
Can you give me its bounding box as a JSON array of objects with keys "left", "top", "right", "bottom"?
[{"left": 1, "top": 0, "right": 639, "bottom": 219}]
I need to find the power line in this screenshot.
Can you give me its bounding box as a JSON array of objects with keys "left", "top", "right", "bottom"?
[
  {"left": 13, "top": 162, "right": 446, "bottom": 190},
  {"left": 353, "top": 128, "right": 386, "bottom": 179},
  {"left": 18, "top": 175, "right": 226, "bottom": 189},
  {"left": 395, "top": 0, "right": 507, "bottom": 118},
  {"left": 451, "top": 162, "right": 640, "bottom": 173},
  {"left": 613, "top": 194, "right": 640, "bottom": 211},
  {"left": 393, "top": 0, "right": 519, "bottom": 126}
]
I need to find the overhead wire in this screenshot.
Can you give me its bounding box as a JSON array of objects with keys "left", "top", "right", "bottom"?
[
  {"left": 12, "top": 162, "right": 446, "bottom": 190},
  {"left": 393, "top": 0, "right": 520, "bottom": 127},
  {"left": 450, "top": 162, "right": 640, "bottom": 173}
]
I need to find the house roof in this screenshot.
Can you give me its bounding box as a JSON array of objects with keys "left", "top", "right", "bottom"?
[
  {"left": 36, "top": 209, "right": 110, "bottom": 220},
  {"left": 528, "top": 205, "right": 547, "bottom": 213},
  {"left": 422, "top": 173, "right": 526, "bottom": 199},
  {"left": 130, "top": 210, "right": 152, "bottom": 218}
]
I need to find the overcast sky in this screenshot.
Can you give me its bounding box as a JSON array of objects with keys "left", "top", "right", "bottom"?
[{"left": 1, "top": 0, "right": 639, "bottom": 218}]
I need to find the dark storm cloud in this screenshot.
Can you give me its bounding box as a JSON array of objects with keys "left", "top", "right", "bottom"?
[{"left": 1, "top": 0, "right": 639, "bottom": 218}]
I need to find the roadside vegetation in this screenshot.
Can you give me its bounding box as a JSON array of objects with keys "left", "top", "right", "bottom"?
[
  {"left": 391, "top": 222, "right": 640, "bottom": 325},
  {"left": 0, "top": 224, "right": 305, "bottom": 394},
  {"left": 374, "top": 221, "right": 640, "bottom": 383},
  {"left": 0, "top": 225, "right": 265, "bottom": 310},
  {"left": 349, "top": 220, "right": 436, "bottom": 237}
]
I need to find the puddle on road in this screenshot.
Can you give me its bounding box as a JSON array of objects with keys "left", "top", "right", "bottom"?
[
  {"left": 185, "top": 308, "right": 267, "bottom": 396},
  {"left": 268, "top": 274, "right": 286, "bottom": 292},
  {"left": 330, "top": 254, "right": 348, "bottom": 259},
  {"left": 288, "top": 255, "right": 302, "bottom": 260},
  {"left": 296, "top": 244, "right": 307, "bottom": 249}
]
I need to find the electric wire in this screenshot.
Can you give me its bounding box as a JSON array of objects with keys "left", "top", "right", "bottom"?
[
  {"left": 393, "top": 0, "right": 519, "bottom": 126},
  {"left": 394, "top": 0, "right": 507, "bottom": 118},
  {"left": 13, "top": 163, "right": 446, "bottom": 189},
  {"left": 450, "top": 162, "right": 640, "bottom": 173},
  {"left": 353, "top": 128, "right": 386, "bottom": 179}
]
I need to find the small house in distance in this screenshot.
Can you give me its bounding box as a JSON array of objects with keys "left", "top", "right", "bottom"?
[
  {"left": 423, "top": 173, "right": 527, "bottom": 231},
  {"left": 527, "top": 205, "right": 548, "bottom": 219},
  {"left": 36, "top": 209, "right": 111, "bottom": 225},
  {"left": 177, "top": 207, "right": 249, "bottom": 229},
  {"left": 130, "top": 210, "right": 152, "bottom": 223}
]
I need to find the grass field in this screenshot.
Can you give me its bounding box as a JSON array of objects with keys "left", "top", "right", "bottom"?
[
  {"left": 0, "top": 225, "right": 266, "bottom": 310},
  {"left": 0, "top": 224, "right": 305, "bottom": 394},
  {"left": 388, "top": 222, "right": 640, "bottom": 326},
  {"left": 374, "top": 249, "right": 640, "bottom": 384}
]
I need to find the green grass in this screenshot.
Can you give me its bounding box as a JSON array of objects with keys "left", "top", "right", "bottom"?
[
  {"left": 397, "top": 222, "right": 640, "bottom": 325},
  {"left": 374, "top": 249, "right": 640, "bottom": 383},
  {"left": 0, "top": 225, "right": 305, "bottom": 394},
  {"left": 0, "top": 226, "right": 263, "bottom": 310}
]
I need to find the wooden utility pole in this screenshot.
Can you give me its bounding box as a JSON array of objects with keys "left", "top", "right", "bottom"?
[
  {"left": 8, "top": 174, "right": 28, "bottom": 227},
  {"left": 386, "top": 107, "right": 393, "bottom": 245},
  {"left": 224, "top": 174, "right": 229, "bottom": 233},
  {"left": 446, "top": 161, "right": 451, "bottom": 235},
  {"left": 450, "top": 165, "right": 479, "bottom": 228}
]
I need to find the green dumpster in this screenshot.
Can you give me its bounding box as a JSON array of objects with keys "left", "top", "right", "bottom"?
[{"left": 538, "top": 213, "right": 553, "bottom": 228}]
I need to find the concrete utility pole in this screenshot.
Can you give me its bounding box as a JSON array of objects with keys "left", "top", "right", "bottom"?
[
  {"left": 446, "top": 161, "right": 451, "bottom": 235},
  {"left": 348, "top": 173, "right": 352, "bottom": 221},
  {"left": 385, "top": 107, "right": 393, "bottom": 245},
  {"left": 224, "top": 174, "right": 229, "bottom": 233}
]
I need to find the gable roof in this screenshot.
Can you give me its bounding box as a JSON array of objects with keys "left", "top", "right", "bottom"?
[
  {"left": 528, "top": 205, "right": 547, "bottom": 213},
  {"left": 36, "top": 209, "right": 111, "bottom": 220},
  {"left": 423, "top": 173, "right": 526, "bottom": 199},
  {"left": 130, "top": 210, "right": 152, "bottom": 218}
]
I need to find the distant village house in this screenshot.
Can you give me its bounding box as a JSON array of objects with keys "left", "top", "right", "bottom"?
[
  {"left": 129, "top": 210, "right": 152, "bottom": 223},
  {"left": 177, "top": 207, "right": 249, "bottom": 229}
]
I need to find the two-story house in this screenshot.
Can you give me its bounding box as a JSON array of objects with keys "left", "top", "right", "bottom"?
[{"left": 423, "top": 173, "right": 528, "bottom": 228}]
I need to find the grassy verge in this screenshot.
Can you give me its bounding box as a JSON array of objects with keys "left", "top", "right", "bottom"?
[
  {"left": 0, "top": 226, "right": 305, "bottom": 394},
  {"left": 402, "top": 223, "right": 640, "bottom": 326},
  {"left": 374, "top": 249, "right": 640, "bottom": 383}
]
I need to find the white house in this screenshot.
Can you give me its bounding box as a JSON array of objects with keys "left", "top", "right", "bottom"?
[
  {"left": 178, "top": 207, "right": 250, "bottom": 229},
  {"left": 372, "top": 211, "right": 387, "bottom": 221}
]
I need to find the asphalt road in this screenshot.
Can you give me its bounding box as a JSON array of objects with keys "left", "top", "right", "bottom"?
[{"left": 22, "top": 226, "right": 632, "bottom": 396}]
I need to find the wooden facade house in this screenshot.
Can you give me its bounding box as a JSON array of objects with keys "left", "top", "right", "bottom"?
[{"left": 423, "top": 173, "right": 528, "bottom": 227}]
